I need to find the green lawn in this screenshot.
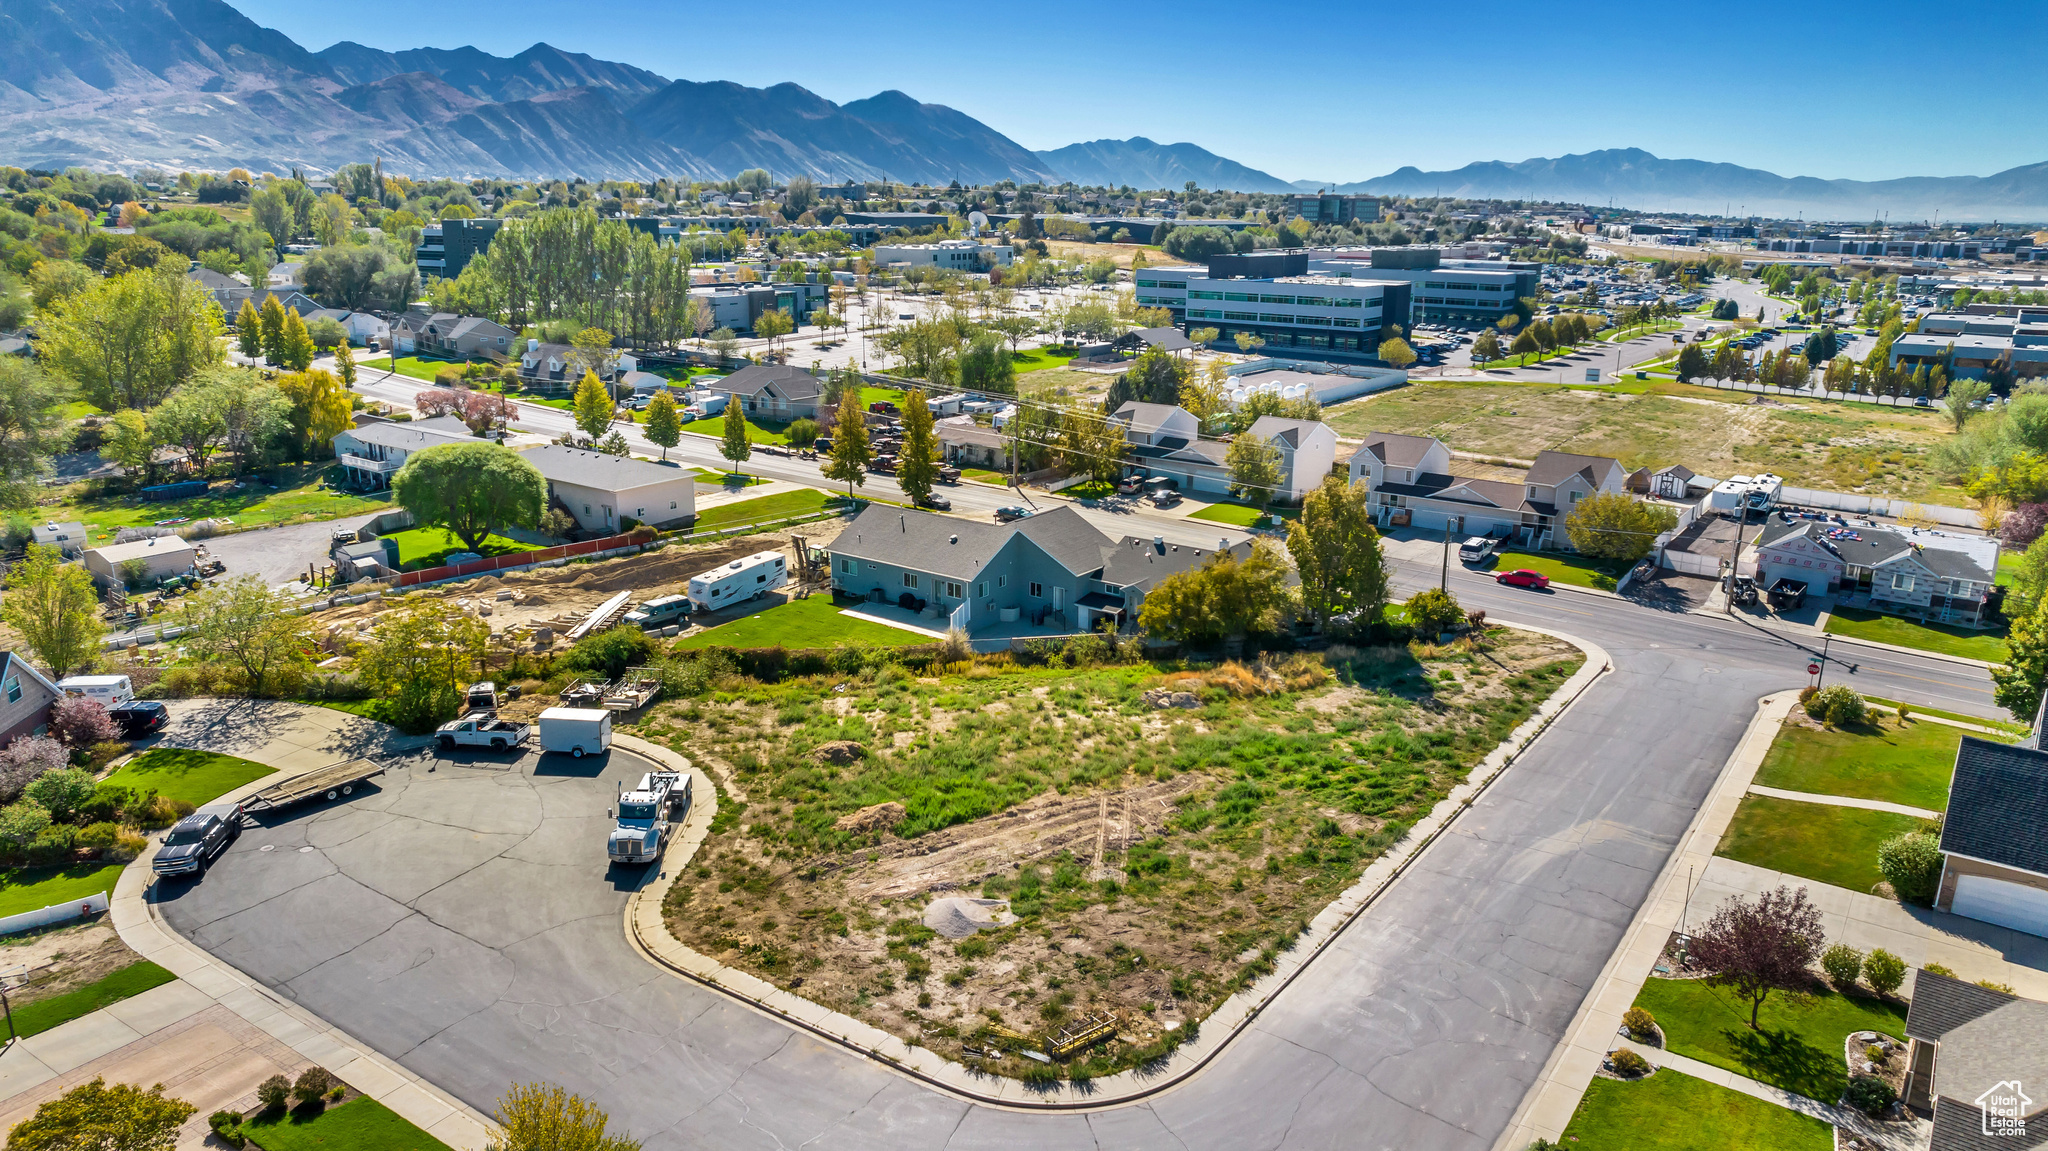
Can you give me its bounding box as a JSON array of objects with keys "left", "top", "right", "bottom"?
[
  {"left": 1715, "top": 794, "right": 1927, "bottom": 893},
  {"left": 1633, "top": 975, "right": 1907, "bottom": 1102},
  {"left": 1862, "top": 696, "right": 2030, "bottom": 735},
  {"left": 683, "top": 411, "right": 795, "bottom": 446},
  {"left": 1495, "top": 549, "right": 1627, "bottom": 592},
  {"left": 378, "top": 527, "right": 529, "bottom": 570},
  {"left": 1996, "top": 551, "right": 2020, "bottom": 588},
  {"left": 857, "top": 386, "right": 910, "bottom": 410},
  {"left": 0, "top": 863, "right": 128, "bottom": 918},
  {"left": 1824, "top": 606, "right": 2007, "bottom": 662},
  {"left": 1752, "top": 712, "right": 1971, "bottom": 811},
  {"left": 5, "top": 961, "right": 177, "bottom": 1041},
  {"left": 238, "top": 1096, "right": 452, "bottom": 1151},
  {"left": 102, "top": 748, "right": 277, "bottom": 807},
  {"left": 963, "top": 468, "right": 1009, "bottom": 485},
  {"left": 1188, "top": 502, "right": 1286, "bottom": 527},
  {"left": 691, "top": 489, "right": 835, "bottom": 532},
  {"left": 360, "top": 355, "right": 480, "bottom": 383},
  {"left": 1561, "top": 1068, "right": 1832, "bottom": 1151},
  {"left": 1012, "top": 345, "right": 1080, "bottom": 373},
  {"left": 690, "top": 467, "right": 769, "bottom": 487},
  {"left": 1061, "top": 480, "right": 1117, "bottom": 500},
  {"left": 44, "top": 463, "right": 391, "bottom": 546},
  {"left": 675, "top": 594, "right": 929, "bottom": 650}
]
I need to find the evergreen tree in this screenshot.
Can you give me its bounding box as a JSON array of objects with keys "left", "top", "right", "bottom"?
[
  {"left": 821, "top": 388, "right": 870, "bottom": 496},
  {"left": 279, "top": 309, "right": 316, "bottom": 371},
  {"left": 259, "top": 294, "right": 287, "bottom": 364}
]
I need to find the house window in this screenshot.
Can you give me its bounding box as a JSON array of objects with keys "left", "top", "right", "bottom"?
[
  {"left": 998, "top": 576, "right": 1007, "bottom": 588},
  {"left": 1029, "top": 582, "right": 1043, "bottom": 597},
  {"left": 945, "top": 582, "right": 963, "bottom": 598},
  {"left": 841, "top": 559, "right": 855, "bottom": 574},
  {"left": 903, "top": 573, "right": 919, "bottom": 589},
  {"left": 3, "top": 678, "right": 16, "bottom": 704},
  {"left": 1891, "top": 573, "right": 1915, "bottom": 592},
  {"left": 976, "top": 582, "right": 987, "bottom": 597}
]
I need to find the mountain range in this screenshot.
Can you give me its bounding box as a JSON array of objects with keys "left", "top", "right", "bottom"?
[{"left": 2, "top": 0, "right": 2045, "bottom": 219}]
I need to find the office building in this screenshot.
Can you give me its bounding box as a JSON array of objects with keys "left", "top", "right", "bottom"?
[
  {"left": 1134, "top": 251, "right": 1409, "bottom": 365},
  {"left": 1307, "top": 249, "right": 1540, "bottom": 325},
  {"left": 414, "top": 218, "right": 502, "bottom": 282},
  {"left": 872, "top": 239, "right": 1013, "bottom": 271},
  {"left": 1287, "top": 194, "right": 1379, "bottom": 225}
]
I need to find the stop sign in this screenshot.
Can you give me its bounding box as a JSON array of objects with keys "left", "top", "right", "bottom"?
[{"left": 1807, "top": 663, "right": 1821, "bottom": 675}]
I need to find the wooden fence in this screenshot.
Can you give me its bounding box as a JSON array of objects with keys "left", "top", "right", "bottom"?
[{"left": 396, "top": 527, "right": 659, "bottom": 587}]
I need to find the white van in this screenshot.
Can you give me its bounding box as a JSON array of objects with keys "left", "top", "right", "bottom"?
[
  {"left": 1458, "top": 537, "right": 1499, "bottom": 564},
  {"left": 538, "top": 708, "right": 612, "bottom": 758},
  {"left": 687, "top": 551, "right": 788, "bottom": 614},
  {"left": 58, "top": 675, "right": 134, "bottom": 707}
]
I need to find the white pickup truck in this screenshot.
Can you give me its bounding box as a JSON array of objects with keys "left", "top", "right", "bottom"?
[{"left": 434, "top": 711, "right": 531, "bottom": 752}]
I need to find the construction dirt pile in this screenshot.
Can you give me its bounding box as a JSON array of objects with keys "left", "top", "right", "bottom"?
[
  {"left": 832, "top": 800, "right": 903, "bottom": 833},
  {"left": 921, "top": 897, "right": 1017, "bottom": 940}
]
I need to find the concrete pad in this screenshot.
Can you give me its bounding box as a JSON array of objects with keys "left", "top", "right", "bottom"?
[
  {"left": 17, "top": 1010, "right": 144, "bottom": 1074},
  {"left": 101, "top": 979, "right": 214, "bottom": 1035}
]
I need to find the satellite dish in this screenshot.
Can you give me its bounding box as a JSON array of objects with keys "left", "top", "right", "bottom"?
[{"left": 968, "top": 210, "right": 989, "bottom": 235}]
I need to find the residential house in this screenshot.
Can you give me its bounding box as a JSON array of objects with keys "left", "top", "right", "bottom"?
[
  {"left": 936, "top": 417, "right": 1011, "bottom": 469},
  {"left": 1752, "top": 519, "right": 1997, "bottom": 625},
  {"left": 1110, "top": 402, "right": 1335, "bottom": 503},
  {"left": 0, "top": 652, "right": 59, "bottom": 742},
  {"left": 330, "top": 416, "right": 474, "bottom": 490},
  {"left": 1523, "top": 450, "right": 1630, "bottom": 516},
  {"left": 1096, "top": 536, "right": 1253, "bottom": 625},
  {"left": 518, "top": 341, "right": 589, "bottom": 394},
  {"left": 1934, "top": 736, "right": 2048, "bottom": 937},
  {"left": 304, "top": 309, "right": 390, "bottom": 347},
  {"left": 28, "top": 521, "right": 88, "bottom": 557},
  {"left": 1347, "top": 433, "right": 1546, "bottom": 543},
  {"left": 519, "top": 445, "right": 695, "bottom": 533},
  {"left": 392, "top": 312, "right": 517, "bottom": 359},
  {"left": 1900, "top": 968, "right": 2048, "bottom": 1147},
  {"left": 189, "top": 267, "right": 317, "bottom": 320},
  {"left": 827, "top": 504, "right": 1119, "bottom": 634},
  {"left": 715, "top": 364, "right": 822, "bottom": 422}
]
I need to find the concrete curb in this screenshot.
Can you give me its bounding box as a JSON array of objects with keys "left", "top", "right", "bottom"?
[
  {"left": 106, "top": 754, "right": 497, "bottom": 1151},
  {"left": 1494, "top": 692, "right": 1800, "bottom": 1150},
  {"left": 622, "top": 625, "right": 1613, "bottom": 1111}
]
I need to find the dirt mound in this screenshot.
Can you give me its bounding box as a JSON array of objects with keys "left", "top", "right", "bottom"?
[
  {"left": 922, "top": 897, "right": 1016, "bottom": 940},
  {"left": 814, "top": 740, "right": 866, "bottom": 765},
  {"left": 834, "top": 801, "right": 905, "bottom": 833}
]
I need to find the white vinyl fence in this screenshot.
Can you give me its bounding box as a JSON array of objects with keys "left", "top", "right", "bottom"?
[{"left": 0, "top": 891, "right": 109, "bottom": 937}]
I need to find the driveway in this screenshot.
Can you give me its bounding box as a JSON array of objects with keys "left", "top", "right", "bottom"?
[{"left": 200, "top": 511, "right": 385, "bottom": 588}]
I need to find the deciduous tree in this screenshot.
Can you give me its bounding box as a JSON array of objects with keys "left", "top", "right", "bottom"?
[
  {"left": 1687, "top": 886, "right": 1825, "bottom": 1030},
  {"left": 720, "top": 404, "right": 754, "bottom": 476},
  {"left": 1564, "top": 491, "right": 1678, "bottom": 563},
  {"left": 179, "top": 576, "right": 316, "bottom": 697},
  {"left": 1136, "top": 542, "right": 1292, "bottom": 644},
  {"left": 1, "top": 545, "right": 103, "bottom": 676},
  {"left": 485, "top": 1082, "right": 641, "bottom": 1151},
  {"left": 4, "top": 1077, "right": 194, "bottom": 1151},
  {"left": 572, "top": 370, "right": 613, "bottom": 440},
  {"left": 1376, "top": 337, "right": 1417, "bottom": 368},
  {"left": 643, "top": 392, "right": 681, "bottom": 460},
  {"left": 821, "top": 388, "right": 870, "bottom": 495},
  {"left": 36, "top": 267, "right": 224, "bottom": 411},
  {"left": 391, "top": 442, "right": 545, "bottom": 552},
  {"left": 258, "top": 294, "right": 286, "bottom": 365},
  {"left": 1225, "top": 428, "right": 1283, "bottom": 509},
  {"left": 1286, "top": 473, "right": 1389, "bottom": 630},
  {"left": 897, "top": 389, "right": 940, "bottom": 503},
  {"left": 353, "top": 601, "right": 489, "bottom": 730},
  {"left": 234, "top": 298, "right": 262, "bottom": 360},
  {"left": 0, "top": 358, "right": 73, "bottom": 507}
]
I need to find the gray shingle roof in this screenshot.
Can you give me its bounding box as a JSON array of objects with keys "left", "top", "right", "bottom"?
[
  {"left": 718, "top": 364, "right": 822, "bottom": 403},
  {"left": 1930, "top": 1094, "right": 2048, "bottom": 1151},
  {"left": 341, "top": 418, "right": 473, "bottom": 452},
  {"left": 826, "top": 504, "right": 1110, "bottom": 581},
  {"left": 1524, "top": 449, "right": 1624, "bottom": 489},
  {"left": 1099, "top": 536, "right": 1252, "bottom": 592},
  {"left": 1349, "top": 432, "right": 1438, "bottom": 469},
  {"left": 1915, "top": 974, "right": 2048, "bottom": 1150},
  {"left": 1907, "top": 968, "right": 2019, "bottom": 1042},
  {"left": 1942, "top": 737, "right": 2048, "bottom": 876},
  {"left": 1111, "top": 402, "right": 1192, "bottom": 436},
  {"left": 1248, "top": 416, "right": 1324, "bottom": 450},
  {"left": 520, "top": 445, "right": 688, "bottom": 491},
  {"left": 1754, "top": 519, "right": 1915, "bottom": 566}
]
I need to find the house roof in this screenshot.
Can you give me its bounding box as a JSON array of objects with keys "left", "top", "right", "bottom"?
[
  {"left": 1247, "top": 416, "right": 1326, "bottom": 450},
  {"left": 1349, "top": 432, "right": 1440, "bottom": 469},
  {"left": 340, "top": 417, "right": 473, "bottom": 453},
  {"left": 1907, "top": 969, "right": 2021, "bottom": 1043},
  {"left": 520, "top": 445, "right": 688, "bottom": 492},
  {"left": 87, "top": 536, "right": 196, "bottom": 563},
  {"left": 1524, "top": 449, "right": 1624, "bottom": 490},
  {"left": 1930, "top": 1095, "right": 2048, "bottom": 1151},
  {"left": 936, "top": 422, "right": 1010, "bottom": 450},
  {"left": 1909, "top": 972, "right": 2048, "bottom": 1148},
  {"left": 718, "top": 364, "right": 822, "bottom": 403},
  {"left": 1653, "top": 463, "right": 1695, "bottom": 480},
  {"left": 1099, "top": 536, "right": 1252, "bottom": 592},
  {"left": 1110, "top": 402, "right": 1193, "bottom": 436},
  {"left": 0, "top": 651, "right": 61, "bottom": 701},
  {"left": 1942, "top": 736, "right": 2048, "bottom": 876},
  {"left": 1132, "top": 326, "right": 1194, "bottom": 351},
  {"left": 826, "top": 504, "right": 1110, "bottom": 581},
  {"left": 1753, "top": 519, "right": 1915, "bottom": 565}
]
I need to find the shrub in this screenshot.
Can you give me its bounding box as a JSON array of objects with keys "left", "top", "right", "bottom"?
[
  {"left": 25, "top": 824, "right": 76, "bottom": 865},
  {"left": 1798, "top": 684, "right": 1818, "bottom": 707},
  {"left": 1977, "top": 979, "right": 2016, "bottom": 994},
  {"left": 1864, "top": 949, "right": 1907, "bottom": 996},
  {"left": 290, "top": 1066, "right": 335, "bottom": 1109},
  {"left": 1608, "top": 1048, "right": 1650, "bottom": 1076},
  {"left": 556, "top": 626, "right": 657, "bottom": 681},
  {"left": 208, "top": 1111, "right": 246, "bottom": 1148},
  {"left": 0, "top": 799, "right": 51, "bottom": 853},
  {"left": 1404, "top": 587, "right": 1465, "bottom": 636},
  {"left": 1877, "top": 831, "right": 1944, "bottom": 904},
  {"left": 1805, "top": 684, "right": 1866, "bottom": 727},
  {"left": 79, "top": 740, "right": 130, "bottom": 772},
  {"left": 24, "top": 768, "right": 95, "bottom": 823},
  {"left": 1923, "top": 961, "right": 1957, "bottom": 978},
  {"left": 76, "top": 821, "right": 120, "bottom": 850},
  {"left": 1843, "top": 1075, "right": 1896, "bottom": 1115},
  {"left": 256, "top": 1074, "right": 289, "bottom": 1113},
  {"left": 0, "top": 735, "right": 67, "bottom": 802},
  {"left": 1621, "top": 1006, "right": 1657, "bottom": 1041},
  {"left": 1821, "top": 944, "right": 1865, "bottom": 989},
  {"left": 1895, "top": 703, "right": 1911, "bottom": 722},
  {"left": 112, "top": 830, "right": 148, "bottom": 861},
  {"left": 50, "top": 697, "right": 117, "bottom": 751}
]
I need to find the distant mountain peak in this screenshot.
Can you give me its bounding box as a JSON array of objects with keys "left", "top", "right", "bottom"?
[{"left": 1034, "top": 137, "right": 1296, "bottom": 193}]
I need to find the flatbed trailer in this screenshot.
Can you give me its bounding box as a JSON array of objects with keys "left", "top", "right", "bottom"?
[
  {"left": 602, "top": 671, "right": 662, "bottom": 711},
  {"left": 242, "top": 758, "right": 386, "bottom": 813}
]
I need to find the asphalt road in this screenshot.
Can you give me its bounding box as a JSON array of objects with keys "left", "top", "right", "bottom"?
[{"left": 153, "top": 560, "right": 1998, "bottom": 1151}]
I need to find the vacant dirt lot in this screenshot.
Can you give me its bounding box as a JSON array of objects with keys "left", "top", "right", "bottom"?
[
  {"left": 1327, "top": 380, "right": 1966, "bottom": 502},
  {"left": 644, "top": 629, "right": 1582, "bottom": 1082}
]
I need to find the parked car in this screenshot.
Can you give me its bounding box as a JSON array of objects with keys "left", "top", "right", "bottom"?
[
  {"left": 1495, "top": 568, "right": 1551, "bottom": 590},
  {"left": 1458, "top": 536, "right": 1499, "bottom": 564},
  {"left": 994, "top": 506, "right": 1034, "bottom": 523},
  {"left": 1150, "top": 489, "right": 1183, "bottom": 508},
  {"left": 108, "top": 701, "right": 169, "bottom": 739},
  {"left": 152, "top": 807, "right": 241, "bottom": 878},
  {"left": 914, "top": 493, "right": 952, "bottom": 511}
]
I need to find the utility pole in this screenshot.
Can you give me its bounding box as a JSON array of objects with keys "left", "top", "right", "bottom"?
[
  {"left": 1815, "top": 634, "right": 1833, "bottom": 688},
  {"left": 1441, "top": 518, "right": 1452, "bottom": 592}
]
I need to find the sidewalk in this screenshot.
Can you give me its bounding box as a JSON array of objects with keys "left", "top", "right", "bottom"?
[{"left": 0, "top": 703, "right": 490, "bottom": 1150}]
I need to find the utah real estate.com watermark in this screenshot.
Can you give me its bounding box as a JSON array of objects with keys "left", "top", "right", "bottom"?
[{"left": 1978, "top": 1080, "right": 2032, "bottom": 1138}]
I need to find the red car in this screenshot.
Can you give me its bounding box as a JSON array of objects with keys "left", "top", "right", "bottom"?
[{"left": 1495, "top": 568, "right": 1551, "bottom": 590}]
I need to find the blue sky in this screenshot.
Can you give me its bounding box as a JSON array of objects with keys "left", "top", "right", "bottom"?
[{"left": 235, "top": 0, "right": 2045, "bottom": 182}]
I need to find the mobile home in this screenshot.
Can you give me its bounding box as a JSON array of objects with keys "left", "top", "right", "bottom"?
[{"left": 686, "top": 551, "right": 788, "bottom": 614}]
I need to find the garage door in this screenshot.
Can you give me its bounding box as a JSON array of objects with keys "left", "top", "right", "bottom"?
[{"left": 1952, "top": 874, "right": 2048, "bottom": 937}]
